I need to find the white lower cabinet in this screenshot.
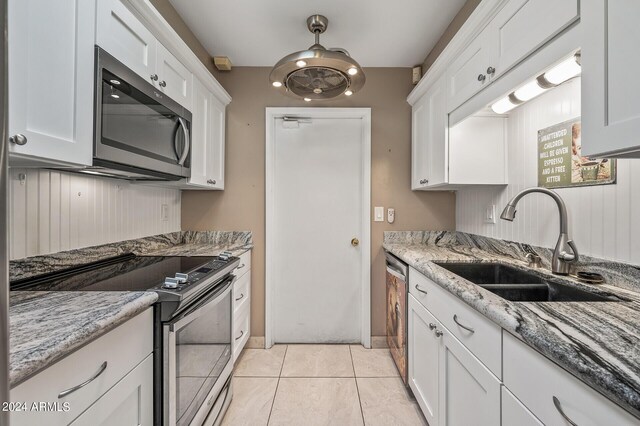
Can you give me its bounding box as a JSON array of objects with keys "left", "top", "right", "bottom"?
[
  {"left": 69, "top": 354, "right": 153, "bottom": 426},
  {"left": 232, "top": 250, "right": 252, "bottom": 361},
  {"left": 10, "top": 309, "right": 154, "bottom": 426},
  {"left": 408, "top": 294, "right": 500, "bottom": 426},
  {"left": 503, "top": 331, "right": 639, "bottom": 426},
  {"left": 502, "top": 387, "right": 542, "bottom": 426}
]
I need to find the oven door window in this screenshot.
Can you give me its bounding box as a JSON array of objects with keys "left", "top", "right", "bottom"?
[
  {"left": 100, "top": 70, "right": 187, "bottom": 165},
  {"left": 170, "top": 285, "right": 232, "bottom": 426}
]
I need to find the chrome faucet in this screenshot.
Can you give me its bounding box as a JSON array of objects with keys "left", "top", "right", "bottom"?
[{"left": 500, "top": 187, "right": 579, "bottom": 275}]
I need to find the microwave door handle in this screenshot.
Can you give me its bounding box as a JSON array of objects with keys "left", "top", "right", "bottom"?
[{"left": 177, "top": 117, "right": 190, "bottom": 166}]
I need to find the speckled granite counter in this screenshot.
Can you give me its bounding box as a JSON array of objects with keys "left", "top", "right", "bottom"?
[
  {"left": 383, "top": 231, "right": 640, "bottom": 418},
  {"left": 9, "top": 291, "right": 157, "bottom": 387},
  {"left": 8, "top": 230, "right": 252, "bottom": 387}
]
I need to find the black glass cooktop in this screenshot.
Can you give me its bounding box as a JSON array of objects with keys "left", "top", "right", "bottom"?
[{"left": 10, "top": 254, "right": 215, "bottom": 292}]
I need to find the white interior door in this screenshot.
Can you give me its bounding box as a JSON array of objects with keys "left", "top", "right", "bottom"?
[{"left": 271, "top": 115, "right": 366, "bottom": 343}]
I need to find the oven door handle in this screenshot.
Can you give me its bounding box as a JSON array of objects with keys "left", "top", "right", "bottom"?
[
  {"left": 169, "top": 275, "right": 235, "bottom": 332},
  {"left": 176, "top": 117, "right": 190, "bottom": 166}
]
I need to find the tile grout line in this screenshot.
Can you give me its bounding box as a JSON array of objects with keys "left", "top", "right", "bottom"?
[
  {"left": 349, "top": 345, "right": 367, "bottom": 425},
  {"left": 266, "top": 345, "right": 288, "bottom": 425}
]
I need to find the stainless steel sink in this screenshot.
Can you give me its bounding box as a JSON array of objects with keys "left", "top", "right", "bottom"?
[{"left": 434, "top": 262, "right": 624, "bottom": 302}]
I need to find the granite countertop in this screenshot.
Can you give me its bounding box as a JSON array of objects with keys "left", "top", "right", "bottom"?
[
  {"left": 8, "top": 230, "right": 253, "bottom": 387},
  {"left": 383, "top": 231, "right": 640, "bottom": 418},
  {"left": 9, "top": 291, "right": 158, "bottom": 387}
]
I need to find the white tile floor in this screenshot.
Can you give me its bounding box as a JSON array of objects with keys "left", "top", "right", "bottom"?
[{"left": 222, "top": 345, "right": 427, "bottom": 426}]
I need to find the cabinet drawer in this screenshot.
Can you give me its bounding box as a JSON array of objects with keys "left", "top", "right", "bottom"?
[
  {"left": 233, "top": 269, "right": 251, "bottom": 314},
  {"left": 409, "top": 267, "right": 435, "bottom": 310},
  {"left": 235, "top": 250, "right": 251, "bottom": 279},
  {"left": 11, "top": 308, "right": 153, "bottom": 426},
  {"left": 69, "top": 354, "right": 153, "bottom": 426},
  {"left": 503, "top": 331, "right": 639, "bottom": 425},
  {"left": 233, "top": 303, "right": 250, "bottom": 361},
  {"left": 409, "top": 267, "right": 502, "bottom": 378},
  {"left": 502, "top": 386, "right": 542, "bottom": 426}
]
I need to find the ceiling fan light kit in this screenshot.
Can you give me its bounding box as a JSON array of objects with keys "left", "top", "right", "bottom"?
[{"left": 270, "top": 14, "right": 366, "bottom": 100}]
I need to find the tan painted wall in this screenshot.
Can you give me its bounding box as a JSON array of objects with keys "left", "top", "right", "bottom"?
[
  {"left": 422, "top": 0, "right": 481, "bottom": 73},
  {"left": 181, "top": 67, "right": 456, "bottom": 337}
]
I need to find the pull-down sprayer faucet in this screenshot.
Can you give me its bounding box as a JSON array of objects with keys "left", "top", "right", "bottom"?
[{"left": 500, "top": 187, "right": 579, "bottom": 275}]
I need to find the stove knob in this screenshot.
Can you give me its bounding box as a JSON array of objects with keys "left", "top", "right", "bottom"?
[
  {"left": 163, "top": 277, "right": 179, "bottom": 289},
  {"left": 175, "top": 273, "right": 188, "bottom": 283}
]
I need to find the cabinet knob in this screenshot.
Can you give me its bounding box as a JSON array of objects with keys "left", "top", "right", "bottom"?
[
  {"left": 150, "top": 74, "right": 159, "bottom": 81},
  {"left": 159, "top": 80, "right": 167, "bottom": 87},
  {"left": 428, "top": 323, "right": 437, "bottom": 330},
  {"left": 419, "top": 179, "right": 428, "bottom": 185},
  {"left": 477, "top": 74, "right": 486, "bottom": 82},
  {"left": 9, "top": 134, "right": 27, "bottom": 145},
  {"left": 207, "top": 179, "right": 216, "bottom": 185},
  {"left": 435, "top": 330, "right": 443, "bottom": 337},
  {"left": 486, "top": 66, "right": 496, "bottom": 75}
]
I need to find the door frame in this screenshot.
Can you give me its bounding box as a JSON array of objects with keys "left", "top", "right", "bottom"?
[{"left": 265, "top": 107, "right": 372, "bottom": 348}]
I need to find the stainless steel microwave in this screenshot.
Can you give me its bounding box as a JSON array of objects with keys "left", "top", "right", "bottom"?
[{"left": 79, "top": 47, "right": 192, "bottom": 181}]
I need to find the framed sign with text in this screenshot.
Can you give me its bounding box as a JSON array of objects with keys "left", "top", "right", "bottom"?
[{"left": 538, "top": 118, "right": 616, "bottom": 189}]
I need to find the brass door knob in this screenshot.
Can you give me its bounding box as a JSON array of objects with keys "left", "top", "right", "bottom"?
[{"left": 351, "top": 238, "right": 359, "bottom": 247}]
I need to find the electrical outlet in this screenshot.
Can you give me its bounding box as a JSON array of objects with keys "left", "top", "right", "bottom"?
[
  {"left": 485, "top": 205, "right": 496, "bottom": 224},
  {"left": 161, "top": 204, "right": 169, "bottom": 221}
]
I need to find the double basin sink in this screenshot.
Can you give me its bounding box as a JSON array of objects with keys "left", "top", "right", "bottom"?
[{"left": 434, "top": 262, "right": 624, "bottom": 302}]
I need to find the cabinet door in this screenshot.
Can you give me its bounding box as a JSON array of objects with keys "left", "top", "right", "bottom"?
[
  {"left": 156, "top": 43, "right": 193, "bottom": 111},
  {"left": 438, "top": 329, "right": 500, "bottom": 426},
  {"left": 207, "top": 96, "right": 226, "bottom": 189},
  {"left": 189, "top": 77, "right": 212, "bottom": 187},
  {"left": 446, "top": 29, "right": 494, "bottom": 113},
  {"left": 411, "top": 77, "right": 447, "bottom": 189},
  {"left": 8, "top": 0, "right": 95, "bottom": 166},
  {"left": 489, "top": 0, "right": 579, "bottom": 79},
  {"left": 96, "top": 0, "right": 157, "bottom": 83},
  {"left": 408, "top": 295, "right": 440, "bottom": 426},
  {"left": 69, "top": 354, "right": 153, "bottom": 426},
  {"left": 411, "top": 95, "right": 430, "bottom": 190},
  {"left": 581, "top": 0, "right": 640, "bottom": 157},
  {"left": 502, "top": 387, "right": 543, "bottom": 426}
]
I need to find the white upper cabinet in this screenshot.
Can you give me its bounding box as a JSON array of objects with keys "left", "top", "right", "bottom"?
[
  {"left": 156, "top": 42, "right": 193, "bottom": 111},
  {"left": 8, "top": 0, "right": 95, "bottom": 166},
  {"left": 581, "top": 0, "right": 640, "bottom": 157},
  {"left": 446, "top": 29, "right": 494, "bottom": 113},
  {"left": 96, "top": 0, "right": 157, "bottom": 84},
  {"left": 412, "top": 77, "right": 448, "bottom": 189},
  {"left": 488, "top": 0, "right": 579, "bottom": 80},
  {"left": 188, "top": 78, "right": 225, "bottom": 190}
]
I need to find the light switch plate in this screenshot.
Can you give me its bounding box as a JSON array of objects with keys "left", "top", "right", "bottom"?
[
  {"left": 374, "top": 206, "right": 384, "bottom": 222},
  {"left": 485, "top": 205, "right": 496, "bottom": 224}
]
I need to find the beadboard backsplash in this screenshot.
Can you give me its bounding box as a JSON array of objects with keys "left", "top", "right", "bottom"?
[
  {"left": 456, "top": 78, "right": 640, "bottom": 266},
  {"left": 9, "top": 169, "right": 181, "bottom": 260}
]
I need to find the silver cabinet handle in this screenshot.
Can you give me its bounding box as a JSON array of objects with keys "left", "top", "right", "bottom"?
[
  {"left": 177, "top": 117, "right": 190, "bottom": 166},
  {"left": 414, "top": 284, "right": 428, "bottom": 295},
  {"left": 58, "top": 361, "right": 107, "bottom": 399},
  {"left": 150, "top": 74, "right": 158, "bottom": 81},
  {"left": 207, "top": 179, "right": 217, "bottom": 185},
  {"left": 9, "top": 134, "right": 27, "bottom": 145},
  {"left": 159, "top": 80, "right": 167, "bottom": 87},
  {"left": 235, "top": 330, "right": 244, "bottom": 341},
  {"left": 434, "top": 329, "right": 443, "bottom": 337},
  {"left": 477, "top": 74, "right": 486, "bottom": 82},
  {"left": 419, "top": 179, "right": 428, "bottom": 185},
  {"left": 453, "top": 314, "right": 475, "bottom": 333},
  {"left": 429, "top": 323, "right": 437, "bottom": 330},
  {"left": 235, "top": 293, "right": 244, "bottom": 302},
  {"left": 236, "top": 263, "right": 245, "bottom": 270},
  {"left": 486, "top": 66, "right": 496, "bottom": 75},
  {"left": 553, "top": 396, "right": 578, "bottom": 426}
]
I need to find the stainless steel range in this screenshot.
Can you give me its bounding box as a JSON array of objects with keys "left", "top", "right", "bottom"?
[{"left": 11, "top": 252, "right": 240, "bottom": 426}]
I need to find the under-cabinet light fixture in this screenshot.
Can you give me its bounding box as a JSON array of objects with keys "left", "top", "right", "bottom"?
[{"left": 491, "top": 52, "right": 581, "bottom": 114}]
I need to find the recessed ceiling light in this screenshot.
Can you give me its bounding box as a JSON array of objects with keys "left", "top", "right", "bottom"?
[
  {"left": 296, "top": 60, "right": 307, "bottom": 67},
  {"left": 348, "top": 67, "right": 358, "bottom": 76},
  {"left": 304, "top": 98, "right": 312, "bottom": 102},
  {"left": 272, "top": 81, "right": 283, "bottom": 87},
  {"left": 344, "top": 90, "right": 353, "bottom": 96}
]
